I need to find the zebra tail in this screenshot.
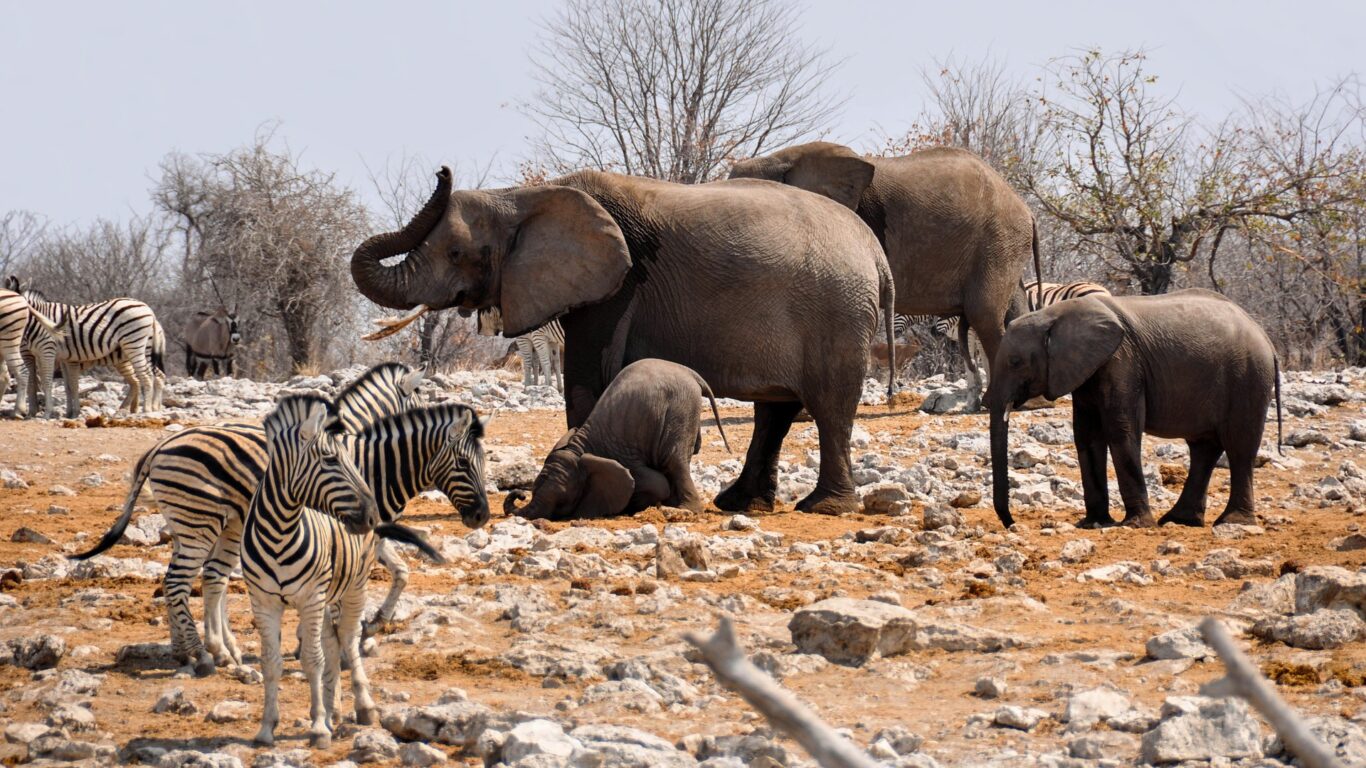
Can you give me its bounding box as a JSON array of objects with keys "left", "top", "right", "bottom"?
[
  {"left": 375, "top": 522, "right": 446, "bottom": 564},
  {"left": 695, "top": 375, "right": 732, "bottom": 454},
  {"left": 70, "top": 442, "right": 159, "bottom": 560},
  {"left": 1030, "top": 218, "right": 1043, "bottom": 310},
  {"left": 1274, "top": 357, "right": 1284, "bottom": 456}
]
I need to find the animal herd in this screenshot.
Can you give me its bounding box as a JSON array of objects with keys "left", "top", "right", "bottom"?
[{"left": 10, "top": 140, "right": 1288, "bottom": 748}]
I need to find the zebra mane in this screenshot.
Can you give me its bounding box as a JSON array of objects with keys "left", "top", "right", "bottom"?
[
  {"left": 336, "top": 363, "right": 414, "bottom": 405},
  {"left": 266, "top": 393, "right": 339, "bottom": 439},
  {"left": 358, "top": 401, "right": 482, "bottom": 441}
]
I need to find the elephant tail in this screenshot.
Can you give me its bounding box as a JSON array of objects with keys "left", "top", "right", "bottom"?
[
  {"left": 695, "top": 374, "right": 732, "bottom": 454},
  {"left": 1274, "top": 356, "right": 1284, "bottom": 455},
  {"left": 878, "top": 259, "right": 896, "bottom": 407},
  {"left": 1030, "top": 218, "right": 1044, "bottom": 310}
]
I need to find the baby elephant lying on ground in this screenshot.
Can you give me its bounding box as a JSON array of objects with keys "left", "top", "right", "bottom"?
[
  {"left": 505, "top": 359, "right": 730, "bottom": 520},
  {"left": 987, "top": 289, "right": 1282, "bottom": 530}
]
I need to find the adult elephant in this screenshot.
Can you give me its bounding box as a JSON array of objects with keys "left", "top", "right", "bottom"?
[
  {"left": 729, "top": 142, "right": 1040, "bottom": 410},
  {"left": 351, "top": 167, "right": 894, "bottom": 515}
]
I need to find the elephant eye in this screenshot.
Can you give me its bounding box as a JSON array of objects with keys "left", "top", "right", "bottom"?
[{"left": 1009, "top": 355, "right": 1023, "bottom": 368}]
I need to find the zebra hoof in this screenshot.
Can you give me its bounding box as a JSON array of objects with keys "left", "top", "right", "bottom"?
[
  {"left": 193, "top": 656, "right": 216, "bottom": 678},
  {"left": 356, "top": 707, "right": 378, "bottom": 726},
  {"left": 309, "top": 732, "right": 331, "bottom": 750}
]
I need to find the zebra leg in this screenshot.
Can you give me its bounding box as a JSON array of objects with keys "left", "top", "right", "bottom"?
[
  {"left": 126, "top": 341, "right": 155, "bottom": 413},
  {"left": 248, "top": 592, "right": 285, "bottom": 746},
  {"left": 533, "top": 335, "right": 553, "bottom": 389},
  {"left": 321, "top": 605, "right": 342, "bottom": 728},
  {"left": 165, "top": 536, "right": 216, "bottom": 676},
  {"left": 338, "top": 589, "right": 379, "bottom": 726},
  {"left": 62, "top": 361, "right": 83, "bottom": 418},
  {"left": 551, "top": 345, "right": 564, "bottom": 394},
  {"left": 201, "top": 514, "right": 243, "bottom": 667},
  {"left": 516, "top": 337, "right": 535, "bottom": 386},
  {"left": 296, "top": 595, "right": 333, "bottom": 748},
  {"left": 366, "top": 538, "right": 408, "bottom": 634}
]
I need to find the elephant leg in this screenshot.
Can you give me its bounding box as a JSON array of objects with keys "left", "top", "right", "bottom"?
[
  {"left": 963, "top": 304, "right": 1006, "bottom": 413},
  {"left": 628, "top": 465, "right": 672, "bottom": 512},
  {"left": 715, "top": 401, "right": 802, "bottom": 513},
  {"left": 1074, "top": 402, "right": 1114, "bottom": 528},
  {"left": 1214, "top": 441, "right": 1259, "bottom": 527},
  {"left": 796, "top": 389, "right": 860, "bottom": 516},
  {"left": 1103, "top": 413, "right": 1154, "bottom": 528},
  {"left": 661, "top": 454, "right": 703, "bottom": 512},
  {"left": 957, "top": 318, "right": 984, "bottom": 410},
  {"left": 1159, "top": 438, "right": 1221, "bottom": 527}
]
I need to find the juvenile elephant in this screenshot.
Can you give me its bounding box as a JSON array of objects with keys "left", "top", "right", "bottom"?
[
  {"left": 729, "top": 142, "right": 1040, "bottom": 410},
  {"left": 986, "top": 289, "right": 1282, "bottom": 529},
  {"left": 351, "top": 167, "right": 894, "bottom": 515},
  {"left": 505, "top": 359, "right": 731, "bottom": 520}
]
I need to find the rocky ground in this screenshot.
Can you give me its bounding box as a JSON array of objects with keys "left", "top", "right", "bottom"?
[{"left": 0, "top": 367, "right": 1364, "bottom": 767}]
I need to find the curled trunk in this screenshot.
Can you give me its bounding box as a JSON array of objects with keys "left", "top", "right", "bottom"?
[
  {"left": 351, "top": 166, "right": 453, "bottom": 309},
  {"left": 503, "top": 489, "right": 544, "bottom": 520},
  {"left": 990, "top": 407, "right": 1013, "bottom": 528}
]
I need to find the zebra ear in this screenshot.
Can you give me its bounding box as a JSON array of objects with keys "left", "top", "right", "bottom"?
[
  {"left": 3, "top": 275, "right": 18, "bottom": 293},
  {"left": 445, "top": 409, "right": 473, "bottom": 441},
  {"left": 298, "top": 404, "right": 329, "bottom": 443},
  {"left": 400, "top": 368, "right": 424, "bottom": 397}
]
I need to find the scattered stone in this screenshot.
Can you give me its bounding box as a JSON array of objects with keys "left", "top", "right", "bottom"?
[
  {"left": 863, "top": 484, "right": 912, "bottom": 516},
  {"left": 6, "top": 633, "right": 65, "bottom": 669},
  {"left": 1, "top": 469, "right": 28, "bottom": 489},
  {"left": 10, "top": 527, "right": 52, "bottom": 544},
  {"left": 502, "top": 719, "right": 580, "bottom": 762},
  {"left": 974, "top": 677, "right": 1006, "bottom": 699},
  {"left": 158, "top": 749, "right": 245, "bottom": 768},
  {"left": 1266, "top": 715, "right": 1366, "bottom": 766},
  {"left": 723, "top": 515, "right": 758, "bottom": 532},
  {"left": 994, "top": 705, "right": 1048, "bottom": 730},
  {"left": 398, "top": 741, "right": 448, "bottom": 766},
  {"left": 77, "top": 472, "right": 104, "bottom": 488},
  {"left": 1140, "top": 696, "right": 1263, "bottom": 763},
  {"left": 1196, "top": 549, "right": 1276, "bottom": 579},
  {"left": 656, "top": 536, "right": 712, "bottom": 580},
  {"left": 205, "top": 700, "right": 252, "bottom": 723},
  {"left": 789, "top": 598, "right": 1027, "bottom": 666},
  {"left": 153, "top": 687, "right": 199, "bottom": 716},
  {"left": 1146, "top": 626, "right": 1213, "bottom": 660},
  {"left": 1059, "top": 538, "right": 1095, "bottom": 564},
  {"left": 4, "top": 722, "right": 49, "bottom": 746},
  {"left": 381, "top": 701, "right": 493, "bottom": 746},
  {"left": 949, "top": 490, "right": 980, "bottom": 509},
  {"left": 47, "top": 484, "right": 77, "bottom": 497},
  {"left": 46, "top": 702, "right": 96, "bottom": 732},
  {"left": 1064, "top": 687, "right": 1132, "bottom": 727},
  {"left": 1285, "top": 428, "right": 1331, "bottom": 447},
  {"left": 923, "top": 505, "right": 963, "bottom": 531},
  {"left": 1069, "top": 732, "right": 1137, "bottom": 760},
  {"left": 1251, "top": 608, "right": 1366, "bottom": 649},
  {"left": 350, "top": 729, "right": 400, "bottom": 763}
]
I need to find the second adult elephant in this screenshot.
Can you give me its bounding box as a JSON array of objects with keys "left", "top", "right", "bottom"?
[
  {"left": 730, "top": 142, "right": 1040, "bottom": 410},
  {"left": 351, "top": 167, "right": 895, "bottom": 515}
]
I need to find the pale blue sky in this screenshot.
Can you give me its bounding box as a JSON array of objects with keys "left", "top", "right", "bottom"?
[{"left": 2, "top": 1, "right": 1361, "bottom": 225}]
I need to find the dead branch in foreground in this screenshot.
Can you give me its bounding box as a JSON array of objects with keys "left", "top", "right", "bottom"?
[
  {"left": 1199, "top": 617, "right": 1342, "bottom": 768},
  {"left": 685, "top": 617, "right": 878, "bottom": 768}
]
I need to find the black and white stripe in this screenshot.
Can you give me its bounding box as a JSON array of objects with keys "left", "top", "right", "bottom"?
[
  {"left": 477, "top": 308, "right": 564, "bottom": 392},
  {"left": 8, "top": 279, "right": 160, "bottom": 418},
  {"left": 0, "top": 290, "right": 32, "bottom": 417},
  {"left": 70, "top": 363, "right": 425, "bottom": 674},
  {"left": 240, "top": 394, "right": 382, "bottom": 749},
  {"left": 1023, "top": 280, "right": 1111, "bottom": 312}
]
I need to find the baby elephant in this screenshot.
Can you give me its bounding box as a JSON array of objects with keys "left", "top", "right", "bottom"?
[
  {"left": 505, "top": 359, "right": 730, "bottom": 520},
  {"left": 987, "top": 289, "right": 1282, "bottom": 530}
]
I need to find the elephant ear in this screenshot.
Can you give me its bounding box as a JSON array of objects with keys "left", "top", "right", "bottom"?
[
  {"left": 1044, "top": 298, "right": 1124, "bottom": 399},
  {"left": 549, "top": 428, "right": 577, "bottom": 453},
  {"left": 575, "top": 453, "right": 633, "bottom": 519},
  {"left": 500, "top": 186, "right": 631, "bottom": 338},
  {"left": 785, "top": 152, "right": 875, "bottom": 211}
]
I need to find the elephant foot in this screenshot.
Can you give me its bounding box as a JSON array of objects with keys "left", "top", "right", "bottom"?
[
  {"left": 1119, "top": 513, "right": 1157, "bottom": 529},
  {"left": 1158, "top": 509, "right": 1205, "bottom": 527},
  {"left": 795, "top": 488, "right": 859, "bottom": 516},
  {"left": 714, "top": 482, "right": 775, "bottom": 513},
  {"left": 1212, "top": 509, "right": 1258, "bottom": 527},
  {"left": 1076, "top": 514, "right": 1116, "bottom": 529}
]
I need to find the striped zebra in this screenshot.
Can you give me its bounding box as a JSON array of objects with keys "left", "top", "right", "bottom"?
[
  {"left": 5, "top": 277, "right": 161, "bottom": 418},
  {"left": 240, "top": 394, "right": 385, "bottom": 749},
  {"left": 73, "top": 363, "right": 491, "bottom": 669},
  {"left": 477, "top": 308, "right": 564, "bottom": 392},
  {"left": 1022, "top": 280, "right": 1111, "bottom": 312},
  {"left": 0, "top": 290, "right": 32, "bottom": 418}
]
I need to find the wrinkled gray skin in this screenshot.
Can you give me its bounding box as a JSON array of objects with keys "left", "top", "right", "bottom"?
[
  {"left": 351, "top": 167, "right": 894, "bottom": 515},
  {"left": 730, "top": 142, "right": 1039, "bottom": 410},
  {"left": 505, "top": 359, "right": 731, "bottom": 520},
  {"left": 987, "top": 289, "right": 1282, "bottom": 530}
]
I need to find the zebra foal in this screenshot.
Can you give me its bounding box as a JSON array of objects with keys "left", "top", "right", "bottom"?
[
  {"left": 72, "top": 363, "right": 425, "bottom": 674},
  {"left": 240, "top": 394, "right": 387, "bottom": 748}
]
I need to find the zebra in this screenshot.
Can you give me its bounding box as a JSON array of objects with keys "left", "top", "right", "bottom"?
[
  {"left": 1022, "top": 280, "right": 1111, "bottom": 312},
  {"left": 0, "top": 290, "right": 32, "bottom": 418},
  {"left": 5, "top": 277, "right": 161, "bottom": 418},
  {"left": 477, "top": 307, "right": 564, "bottom": 392},
  {"left": 240, "top": 394, "right": 385, "bottom": 748},
  {"left": 71, "top": 365, "right": 490, "bottom": 675}
]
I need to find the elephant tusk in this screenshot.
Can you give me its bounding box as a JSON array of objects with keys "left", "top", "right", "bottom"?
[{"left": 361, "top": 304, "right": 430, "bottom": 341}]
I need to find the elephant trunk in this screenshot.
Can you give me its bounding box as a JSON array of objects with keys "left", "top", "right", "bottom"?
[
  {"left": 503, "top": 489, "right": 544, "bottom": 520},
  {"left": 351, "top": 166, "right": 453, "bottom": 309},
  {"left": 990, "top": 405, "right": 1014, "bottom": 529}
]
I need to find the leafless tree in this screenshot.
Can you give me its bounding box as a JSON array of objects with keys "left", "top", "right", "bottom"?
[
  {"left": 153, "top": 130, "right": 371, "bottom": 375},
  {"left": 0, "top": 210, "right": 48, "bottom": 283},
  {"left": 525, "top": 0, "right": 844, "bottom": 183},
  {"left": 17, "top": 216, "right": 168, "bottom": 304}
]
